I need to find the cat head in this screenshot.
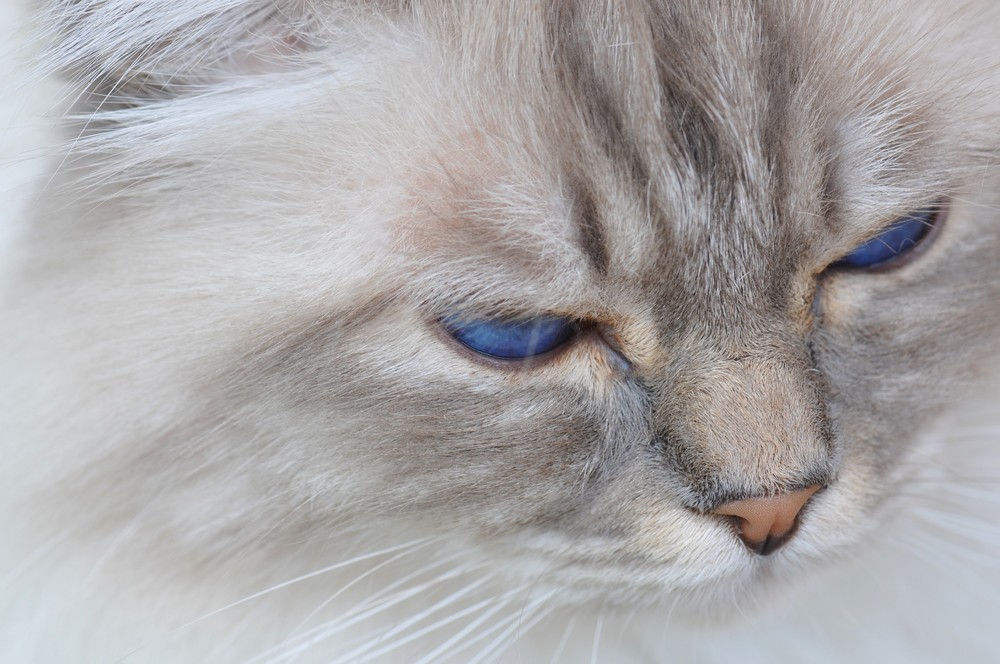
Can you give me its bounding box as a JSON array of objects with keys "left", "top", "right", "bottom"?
[{"left": 18, "top": 0, "right": 1000, "bottom": 618}]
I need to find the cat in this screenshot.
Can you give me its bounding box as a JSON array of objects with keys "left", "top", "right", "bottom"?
[{"left": 2, "top": 0, "right": 1000, "bottom": 661}]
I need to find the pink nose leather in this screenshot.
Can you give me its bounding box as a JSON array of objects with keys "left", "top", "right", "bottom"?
[{"left": 712, "top": 485, "right": 822, "bottom": 555}]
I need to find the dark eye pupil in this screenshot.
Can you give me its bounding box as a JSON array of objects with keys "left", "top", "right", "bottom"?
[
  {"left": 835, "top": 208, "right": 937, "bottom": 269},
  {"left": 444, "top": 315, "right": 574, "bottom": 359}
]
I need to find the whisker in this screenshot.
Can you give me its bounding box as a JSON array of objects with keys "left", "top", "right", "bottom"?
[
  {"left": 278, "top": 537, "right": 440, "bottom": 643},
  {"left": 175, "top": 536, "right": 435, "bottom": 633},
  {"left": 463, "top": 591, "right": 556, "bottom": 664},
  {"left": 413, "top": 591, "right": 529, "bottom": 664},
  {"left": 549, "top": 613, "right": 577, "bottom": 664},
  {"left": 252, "top": 583, "right": 448, "bottom": 663},
  {"left": 0, "top": 530, "right": 74, "bottom": 596},
  {"left": 329, "top": 575, "right": 494, "bottom": 664},
  {"left": 364, "top": 591, "right": 514, "bottom": 663},
  {"left": 590, "top": 609, "right": 605, "bottom": 664},
  {"left": 247, "top": 558, "right": 473, "bottom": 664}
]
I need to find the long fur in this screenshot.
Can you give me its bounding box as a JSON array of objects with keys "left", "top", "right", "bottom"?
[{"left": 3, "top": 0, "right": 1000, "bottom": 661}]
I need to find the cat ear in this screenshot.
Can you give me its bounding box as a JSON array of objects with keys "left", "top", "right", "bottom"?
[{"left": 41, "top": 0, "right": 356, "bottom": 101}]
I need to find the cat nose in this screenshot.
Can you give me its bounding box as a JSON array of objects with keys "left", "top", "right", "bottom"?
[{"left": 711, "top": 485, "right": 822, "bottom": 555}]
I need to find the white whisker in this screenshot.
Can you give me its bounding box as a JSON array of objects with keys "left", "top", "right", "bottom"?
[
  {"left": 590, "top": 609, "right": 605, "bottom": 664},
  {"left": 364, "top": 591, "right": 512, "bottom": 663},
  {"left": 249, "top": 561, "right": 473, "bottom": 664},
  {"left": 463, "top": 591, "right": 556, "bottom": 664},
  {"left": 549, "top": 613, "right": 577, "bottom": 664},
  {"left": 412, "top": 591, "right": 525, "bottom": 664},
  {"left": 176, "top": 536, "right": 435, "bottom": 633},
  {"left": 278, "top": 537, "right": 440, "bottom": 643},
  {"left": 329, "top": 575, "right": 494, "bottom": 664}
]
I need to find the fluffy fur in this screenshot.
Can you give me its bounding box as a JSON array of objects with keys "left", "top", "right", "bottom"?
[{"left": 2, "top": 0, "right": 1000, "bottom": 661}]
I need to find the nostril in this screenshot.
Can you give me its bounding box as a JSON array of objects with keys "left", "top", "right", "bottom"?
[{"left": 711, "top": 485, "right": 822, "bottom": 555}]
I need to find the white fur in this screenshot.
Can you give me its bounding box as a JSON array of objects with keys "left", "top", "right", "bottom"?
[{"left": 3, "top": 1, "right": 1000, "bottom": 662}]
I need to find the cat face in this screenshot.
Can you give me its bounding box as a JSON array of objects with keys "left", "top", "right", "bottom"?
[{"left": 11, "top": 0, "right": 1000, "bottom": 621}]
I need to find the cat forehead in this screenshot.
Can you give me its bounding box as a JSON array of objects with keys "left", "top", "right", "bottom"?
[
  {"left": 533, "top": 0, "right": 946, "bottom": 246},
  {"left": 401, "top": 0, "right": 950, "bottom": 304}
]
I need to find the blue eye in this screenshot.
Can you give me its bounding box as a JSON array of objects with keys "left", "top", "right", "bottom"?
[
  {"left": 835, "top": 208, "right": 938, "bottom": 269},
  {"left": 443, "top": 315, "right": 575, "bottom": 359}
]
